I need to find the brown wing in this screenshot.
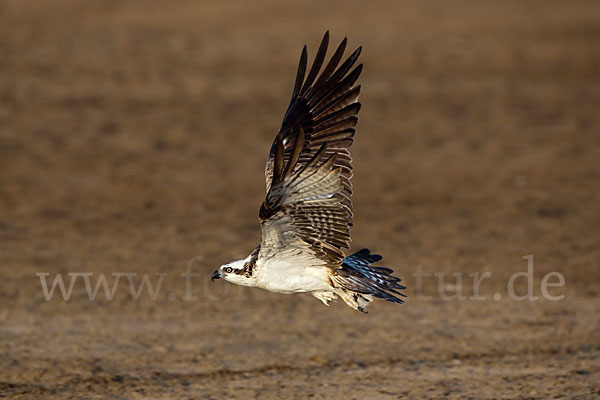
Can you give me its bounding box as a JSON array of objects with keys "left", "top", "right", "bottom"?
[
  {"left": 264, "top": 31, "right": 362, "bottom": 224},
  {"left": 259, "top": 129, "right": 351, "bottom": 266}
]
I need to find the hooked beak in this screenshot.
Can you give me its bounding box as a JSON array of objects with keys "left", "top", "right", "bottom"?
[{"left": 211, "top": 270, "right": 221, "bottom": 282}]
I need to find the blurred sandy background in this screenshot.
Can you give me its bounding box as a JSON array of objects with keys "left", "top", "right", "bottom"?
[{"left": 1, "top": 0, "right": 599, "bottom": 398}]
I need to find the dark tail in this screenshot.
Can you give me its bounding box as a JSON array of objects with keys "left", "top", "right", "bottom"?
[{"left": 334, "top": 249, "right": 407, "bottom": 304}]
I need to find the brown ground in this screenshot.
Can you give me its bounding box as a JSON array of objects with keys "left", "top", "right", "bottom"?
[{"left": 1, "top": 1, "right": 600, "bottom": 398}]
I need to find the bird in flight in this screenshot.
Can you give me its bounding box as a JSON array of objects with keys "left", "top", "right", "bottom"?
[{"left": 211, "top": 32, "right": 406, "bottom": 313}]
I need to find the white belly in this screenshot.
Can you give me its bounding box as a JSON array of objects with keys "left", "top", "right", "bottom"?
[{"left": 254, "top": 259, "right": 332, "bottom": 294}]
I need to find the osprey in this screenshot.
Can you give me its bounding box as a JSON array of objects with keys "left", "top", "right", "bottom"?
[{"left": 211, "top": 32, "right": 406, "bottom": 313}]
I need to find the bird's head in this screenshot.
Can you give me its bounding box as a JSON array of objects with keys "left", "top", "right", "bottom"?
[{"left": 211, "top": 255, "right": 256, "bottom": 286}]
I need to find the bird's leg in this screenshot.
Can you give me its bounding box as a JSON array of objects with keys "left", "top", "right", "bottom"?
[{"left": 312, "top": 291, "right": 338, "bottom": 306}]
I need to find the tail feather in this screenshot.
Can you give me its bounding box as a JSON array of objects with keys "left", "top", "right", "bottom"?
[{"left": 332, "top": 249, "right": 407, "bottom": 304}]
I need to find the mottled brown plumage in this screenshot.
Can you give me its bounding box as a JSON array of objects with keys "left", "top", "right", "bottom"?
[
  {"left": 264, "top": 32, "right": 362, "bottom": 221},
  {"left": 260, "top": 32, "right": 362, "bottom": 266}
]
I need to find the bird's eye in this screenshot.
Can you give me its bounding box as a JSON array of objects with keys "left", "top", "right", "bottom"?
[{"left": 225, "top": 267, "right": 233, "bottom": 273}]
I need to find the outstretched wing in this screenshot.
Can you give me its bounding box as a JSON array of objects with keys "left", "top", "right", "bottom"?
[
  {"left": 264, "top": 31, "right": 362, "bottom": 222},
  {"left": 259, "top": 33, "right": 362, "bottom": 266}
]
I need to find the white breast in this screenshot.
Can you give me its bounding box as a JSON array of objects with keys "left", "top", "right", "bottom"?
[{"left": 254, "top": 258, "right": 332, "bottom": 294}]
